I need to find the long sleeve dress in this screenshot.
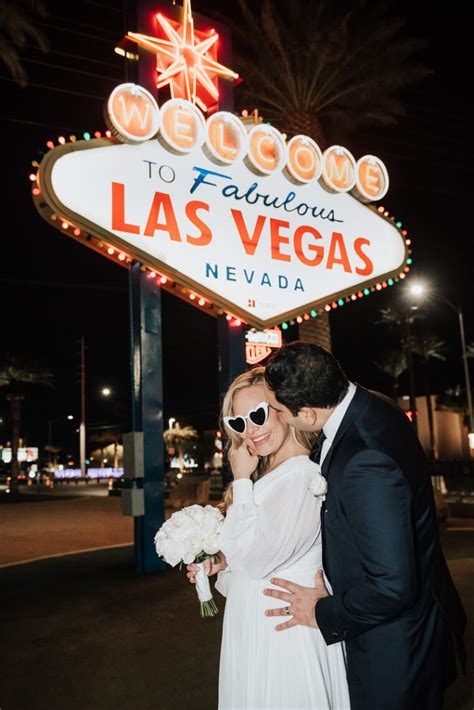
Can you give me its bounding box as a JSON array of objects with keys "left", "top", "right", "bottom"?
[{"left": 215, "top": 454, "right": 350, "bottom": 710}]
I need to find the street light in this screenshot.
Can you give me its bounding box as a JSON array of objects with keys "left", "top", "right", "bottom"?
[
  {"left": 409, "top": 282, "right": 473, "bottom": 448},
  {"left": 101, "top": 387, "right": 111, "bottom": 397}
]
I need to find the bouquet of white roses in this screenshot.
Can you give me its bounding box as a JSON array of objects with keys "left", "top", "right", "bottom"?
[{"left": 154, "top": 504, "right": 224, "bottom": 617}]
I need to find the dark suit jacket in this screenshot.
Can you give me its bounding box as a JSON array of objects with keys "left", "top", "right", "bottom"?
[{"left": 315, "top": 385, "right": 467, "bottom": 710}]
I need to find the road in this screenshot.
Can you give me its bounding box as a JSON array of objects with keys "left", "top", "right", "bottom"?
[
  {"left": 0, "top": 491, "right": 133, "bottom": 566},
  {"left": 0, "top": 493, "right": 472, "bottom": 709}
]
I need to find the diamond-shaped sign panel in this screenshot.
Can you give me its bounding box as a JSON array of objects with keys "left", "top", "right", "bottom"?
[{"left": 37, "top": 138, "right": 406, "bottom": 328}]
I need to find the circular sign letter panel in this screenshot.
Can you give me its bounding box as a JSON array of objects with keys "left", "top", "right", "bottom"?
[
  {"left": 322, "top": 145, "right": 356, "bottom": 192},
  {"left": 159, "top": 99, "right": 206, "bottom": 153},
  {"left": 107, "top": 83, "right": 160, "bottom": 143},
  {"left": 355, "top": 155, "right": 389, "bottom": 202},
  {"left": 286, "top": 135, "right": 323, "bottom": 183},
  {"left": 206, "top": 112, "right": 248, "bottom": 164},
  {"left": 247, "top": 125, "right": 287, "bottom": 175}
]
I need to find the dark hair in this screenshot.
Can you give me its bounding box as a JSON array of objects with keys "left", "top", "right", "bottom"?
[{"left": 265, "top": 341, "right": 349, "bottom": 415}]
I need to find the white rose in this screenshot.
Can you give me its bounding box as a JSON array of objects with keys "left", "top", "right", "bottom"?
[
  {"left": 154, "top": 532, "right": 168, "bottom": 558},
  {"left": 158, "top": 520, "right": 173, "bottom": 536},
  {"left": 188, "top": 533, "right": 204, "bottom": 555},
  {"left": 203, "top": 534, "right": 220, "bottom": 555},
  {"left": 185, "top": 505, "right": 205, "bottom": 526},
  {"left": 200, "top": 515, "right": 220, "bottom": 537},
  {"left": 309, "top": 473, "right": 328, "bottom": 498},
  {"left": 182, "top": 547, "right": 199, "bottom": 565},
  {"left": 163, "top": 538, "right": 185, "bottom": 567},
  {"left": 170, "top": 510, "right": 192, "bottom": 529},
  {"left": 172, "top": 515, "right": 198, "bottom": 539},
  {"left": 204, "top": 504, "right": 224, "bottom": 521}
]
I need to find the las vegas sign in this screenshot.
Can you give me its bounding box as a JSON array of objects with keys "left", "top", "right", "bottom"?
[{"left": 32, "top": 4, "right": 409, "bottom": 329}]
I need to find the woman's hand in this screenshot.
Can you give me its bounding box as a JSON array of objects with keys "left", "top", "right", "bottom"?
[
  {"left": 186, "top": 551, "right": 227, "bottom": 584},
  {"left": 229, "top": 443, "right": 259, "bottom": 480}
]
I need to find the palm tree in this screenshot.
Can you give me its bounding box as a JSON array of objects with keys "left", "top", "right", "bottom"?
[
  {"left": 412, "top": 335, "right": 446, "bottom": 460},
  {"left": 437, "top": 385, "right": 465, "bottom": 413},
  {"left": 89, "top": 429, "right": 122, "bottom": 468},
  {"left": 224, "top": 0, "right": 431, "bottom": 350},
  {"left": 0, "top": 357, "right": 53, "bottom": 491},
  {"left": 374, "top": 350, "right": 407, "bottom": 399},
  {"left": 376, "top": 308, "right": 446, "bottom": 458},
  {"left": 0, "top": 0, "right": 49, "bottom": 87},
  {"left": 164, "top": 424, "right": 199, "bottom": 472}
]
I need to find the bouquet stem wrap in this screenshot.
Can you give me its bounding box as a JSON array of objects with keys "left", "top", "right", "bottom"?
[
  {"left": 194, "top": 553, "right": 219, "bottom": 617},
  {"left": 154, "top": 504, "right": 224, "bottom": 618}
]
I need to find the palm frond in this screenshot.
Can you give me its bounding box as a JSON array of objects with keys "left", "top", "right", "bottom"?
[
  {"left": 0, "top": 0, "right": 49, "bottom": 86},
  {"left": 220, "top": 0, "right": 431, "bottom": 139}
]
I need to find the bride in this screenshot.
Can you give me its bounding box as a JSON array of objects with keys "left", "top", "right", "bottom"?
[{"left": 188, "top": 367, "right": 350, "bottom": 709}]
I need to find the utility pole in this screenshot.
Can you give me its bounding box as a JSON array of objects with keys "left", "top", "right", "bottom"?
[
  {"left": 402, "top": 312, "right": 418, "bottom": 435},
  {"left": 458, "top": 308, "right": 473, "bottom": 435},
  {"left": 80, "top": 336, "right": 86, "bottom": 478}
]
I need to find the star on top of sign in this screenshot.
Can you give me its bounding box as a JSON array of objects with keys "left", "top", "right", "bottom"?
[{"left": 126, "top": 0, "right": 239, "bottom": 113}]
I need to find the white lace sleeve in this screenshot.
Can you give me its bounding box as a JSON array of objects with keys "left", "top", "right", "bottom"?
[{"left": 218, "top": 464, "right": 322, "bottom": 580}]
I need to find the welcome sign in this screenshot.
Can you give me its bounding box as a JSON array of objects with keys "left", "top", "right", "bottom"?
[{"left": 34, "top": 84, "right": 407, "bottom": 328}]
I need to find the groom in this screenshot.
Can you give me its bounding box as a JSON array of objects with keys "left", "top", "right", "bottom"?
[{"left": 262, "top": 342, "right": 466, "bottom": 710}]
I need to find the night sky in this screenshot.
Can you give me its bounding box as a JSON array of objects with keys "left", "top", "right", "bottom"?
[{"left": 1, "top": 0, "right": 472, "bottom": 458}]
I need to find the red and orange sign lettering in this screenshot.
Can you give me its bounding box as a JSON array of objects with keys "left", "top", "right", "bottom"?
[
  {"left": 322, "top": 146, "right": 356, "bottom": 192},
  {"left": 355, "top": 155, "right": 389, "bottom": 202},
  {"left": 286, "top": 135, "right": 322, "bottom": 183},
  {"left": 160, "top": 99, "right": 206, "bottom": 153},
  {"left": 247, "top": 125, "right": 287, "bottom": 175},
  {"left": 107, "top": 83, "right": 160, "bottom": 143},
  {"left": 206, "top": 112, "right": 247, "bottom": 163}
]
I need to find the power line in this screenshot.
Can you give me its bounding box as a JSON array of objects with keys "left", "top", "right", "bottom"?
[
  {"left": 37, "top": 20, "right": 118, "bottom": 44},
  {"left": 43, "top": 13, "right": 121, "bottom": 37},
  {"left": 0, "top": 76, "right": 105, "bottom": 101},
  {"left": 23, "top": 57, "right": 121, "bottom": 83},
  {"left": 27, "top": 47, "right": 123, "bottom": 70},
  {"left": 2, "top": 117, "right": 82, "bottom": 132},
  {"left": 81, "top": 0, "right": 124, "bottom": 14}
]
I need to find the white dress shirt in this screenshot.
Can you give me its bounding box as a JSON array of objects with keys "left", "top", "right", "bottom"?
[{"left": 320, "top": 381, "right": 357, "bottom": 465}]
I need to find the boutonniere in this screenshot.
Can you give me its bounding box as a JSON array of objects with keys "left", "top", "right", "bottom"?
[{"left": 309, "top": 471, "right": 327, "bottom": 500}]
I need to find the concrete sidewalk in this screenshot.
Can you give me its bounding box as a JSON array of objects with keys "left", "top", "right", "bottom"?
[{"left": 0, "top": 529, "right": 472, "bottom": 710}]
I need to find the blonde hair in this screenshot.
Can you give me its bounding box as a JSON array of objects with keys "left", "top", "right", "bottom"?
[{"left": 219, "top": 367, "right": 315, "bottom": 513}]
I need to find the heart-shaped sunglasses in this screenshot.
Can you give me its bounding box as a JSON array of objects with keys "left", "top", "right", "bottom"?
[{"left": 223, "top": 401, "right": 270, "bottom": 435}]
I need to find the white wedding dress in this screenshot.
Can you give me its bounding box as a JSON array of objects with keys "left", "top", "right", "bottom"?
[{"left": 215, "top": 455, "right": 350, "bottom": 710}]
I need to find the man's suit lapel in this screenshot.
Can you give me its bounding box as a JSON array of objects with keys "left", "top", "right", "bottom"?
[{"left": 321, "top": 384, "right": 370, "bottom": 478}]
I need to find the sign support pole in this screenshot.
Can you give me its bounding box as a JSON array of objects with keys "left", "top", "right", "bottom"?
[
  {"left": 217, "top": 316, "right": 247, "bottom": 393},
  {"left": 129, "top": 261, "right": 167, "bottom": 574},
  {"left": 217, "top": 316, "right": 247, "bottom": 488}
]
